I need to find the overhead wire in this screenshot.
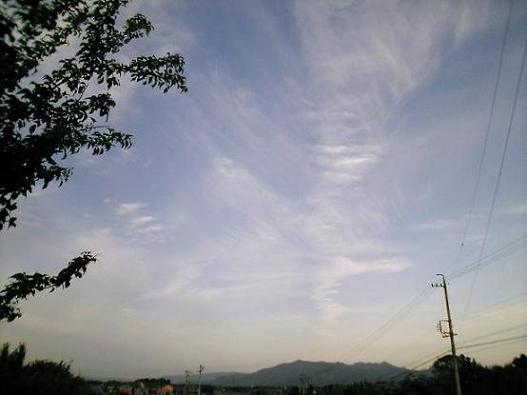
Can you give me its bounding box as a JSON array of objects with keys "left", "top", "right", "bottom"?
[
  {"left": 463, "top": 292, "right": 527, "bottom": 322},
  {"left": 391, "top": 321, "right": 527, "bottom": 372},
  {"left": 378, "top": 266, "right": 527, "bottom": 368},
  {"left": 383, "top": 349, "right": 450, "bottom": 381},
  {"left": 448, "top": 232, "right": 527, "bottom": 280},
  {"left": 345, "top": 285, "right": 433, "bottom": 358},
  {"left": 449, "top": 0, "right": 513, "bottom": 275},
  {"left": 458, "top": 323, "right": 527, "bottom": 344},
  {"left": 342, "top": 1, "right": 526, "bottom": 365},
  {"left": 344, "top": 235, "right": 527, "bottom": 360},
  {"left": 458, "top": 334, "right": 527, "bottom": 351},
  {"left": 462, "top": 37, "right": 527, "bottom": 317},
  {"left": 383, "top": 329, "right": 527, "bottom": 382},
  {"left": 457, "top": 337, "right": 527, "bottom": 356}
]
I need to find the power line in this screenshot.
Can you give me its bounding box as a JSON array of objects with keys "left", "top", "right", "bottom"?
[
  {"left": 458, "top": 323, "right": 527, "bottom": 344},
  {"left": 458, "top": 334, "right": 527, "bottom": 351},
  {"left": 380, "top": 240, "right": 527, "bottom": 364},
  {"left": 346, "top": 0, "right": 525, "bottom": 371},
  {"left": 462, "top": 35, "right": 527, "bottom": 317},
  {"left": 384, "top": 329, "right": 527, "bottom": 382},
  {"left": 384, "top": 349, "right": 449, "bottom": 381},
  {"left": 346, "top": 286, "right": 433, "bottom": 358},
  {"left": 448, "top": 233, "right": 527, "bottom": 281},
  {"left": 452, "top": 0, "right": 513, "bottom": 272},
  {"left": 457, "top": 337, "right": 527, "bottom": 356},
  {"left": 345, "top": 234, "right": 527, "bottom": 360},
  {"left": 463, "top": 293, "right": 527, "bottom": 322}
]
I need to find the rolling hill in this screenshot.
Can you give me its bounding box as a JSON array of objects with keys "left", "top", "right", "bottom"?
[{"left": 208, "top": 360, "right": 410, "bottom": 386}]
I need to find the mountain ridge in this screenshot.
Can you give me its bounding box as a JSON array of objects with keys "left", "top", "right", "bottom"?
[{"left": 169, "top": 360, "right": 411, "bottom": 386}]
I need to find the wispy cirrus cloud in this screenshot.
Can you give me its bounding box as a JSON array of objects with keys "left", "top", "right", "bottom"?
[
  {"left": 413, "top": 218, "right": 462, "bottom": 231},
  {"left": 129, "top": 215, "right": 156, "bottom": 226},
  {"left": 144, "top": 0, "right": 500, "bottom": 331},
  {"left": 312, "top": 258, "right": 410, "bottom": 322},
  {"left": 113, "top": 202, "right": 167, "bottom": 240},
  {"left": 499, "top": 201, "right": 527, "bottom": 216},
  {"left": 5, "top": 0, "right": 525, "bottom": 377},
  {"left": 116, "top": 202, "right": 146, "bottom": 216}
]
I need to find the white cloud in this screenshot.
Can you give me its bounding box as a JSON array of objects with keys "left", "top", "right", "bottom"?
[
  {"left": 312, "top": 258, "right": 410, "bottom": 323},
  {"left": 130, "top": 215, "right": 156, "bottom": 226},
  {"left": 113, "top": 201, "right": 188, "bottom": 243},
  {"left": 5, "top": 0, "right": 520, "bottom": 376},
  {"left": 116, "top": 202, "right": 146, "bottom": 215},
  {"left": 133, "top": 224, "right": 163, "bottom": 234},
  {"left": 197, "top": 157, "right": 410, "bottom": 328},
  {"left": 452, "top": 0, "right": 494, "bottom": 45},
  {"left": 499, "top": 202, "right": 527, "bottom": 216},
  {"left": 414, "top": 218, "right": 461, "bottom": 231}
]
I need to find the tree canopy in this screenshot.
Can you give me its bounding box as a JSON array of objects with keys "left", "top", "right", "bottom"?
[
  {"left": 0, "top": 0, "right": 187, "bottom": 322},
  {"left": 0, "top": 343, "right": 94, "bottom": 395}
]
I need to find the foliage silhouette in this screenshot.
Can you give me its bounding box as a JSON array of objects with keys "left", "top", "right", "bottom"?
[
  {"left": 276, "top": 353, "right": 527, "bottom": 395},
  {"left": 0, "top": 0, "right": 187, "bottom": 322},
  {"left": 0, "top": 343, "right": 94, "bottom": 395},
  {"left": 0, "top": 252, "right": 96, "bottom": 321}
]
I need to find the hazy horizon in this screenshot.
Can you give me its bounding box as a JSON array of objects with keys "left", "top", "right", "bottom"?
[{"left": 1, "top": 0, "right": 526, "bottom": 379}]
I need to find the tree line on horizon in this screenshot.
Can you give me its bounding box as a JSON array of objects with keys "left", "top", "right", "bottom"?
[
  {"left": 2, "top": 342, "right": 526, "bottom": 395},
  {"left": 308, "top": 353, "right": 527, "bottom": 395}
]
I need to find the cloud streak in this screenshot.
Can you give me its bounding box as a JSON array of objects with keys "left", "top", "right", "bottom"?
[
  {"left": 3, "top": 0, "right": 525, "bottom": 377},
  {"left": 116, "top": 202, "right": 146, "bottom": 216}
]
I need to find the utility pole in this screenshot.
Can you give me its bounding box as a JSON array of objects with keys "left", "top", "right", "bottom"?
[
  {"left": 185, "top": 370, "right": 192, "bottom": 395},
  {"left": 198, "top": 365, "right": 205, "bottom": 395},
  {"left": 432, "top": 274, "right": 462, "bottom": 395},
  {"left": 299, "top": 374, "right": 306, "bottom": 395}
]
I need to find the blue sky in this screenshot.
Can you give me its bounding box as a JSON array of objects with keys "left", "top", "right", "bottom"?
[{"left": 1, "top": 0, "right": 526, "bottom": 379}]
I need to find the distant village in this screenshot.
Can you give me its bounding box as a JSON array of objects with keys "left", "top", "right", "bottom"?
[{"left": 92, "top": 380, "right": 287, "bottom": 395}]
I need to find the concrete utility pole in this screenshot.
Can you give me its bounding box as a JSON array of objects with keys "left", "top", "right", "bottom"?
[
  {"left": 198, "top": 365, "right": 205, "bottom": 395},
  {"left": 299, "top": 374, "right": 307, "bottom": 395},
  {"left": 185, "top": 370, "right": 192, "bottom": 395},
  {"left": 432, "top": 274, "right": 462, "bottom": 395}
]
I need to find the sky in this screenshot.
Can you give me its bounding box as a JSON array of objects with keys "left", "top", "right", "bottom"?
[{"left": 1, "top": 0, "right": 527, "bottom": 380}]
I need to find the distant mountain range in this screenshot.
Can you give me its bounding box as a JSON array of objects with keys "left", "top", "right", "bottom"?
[{"left": 167, "top": 360, "right": 411, "bottom": 386}]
